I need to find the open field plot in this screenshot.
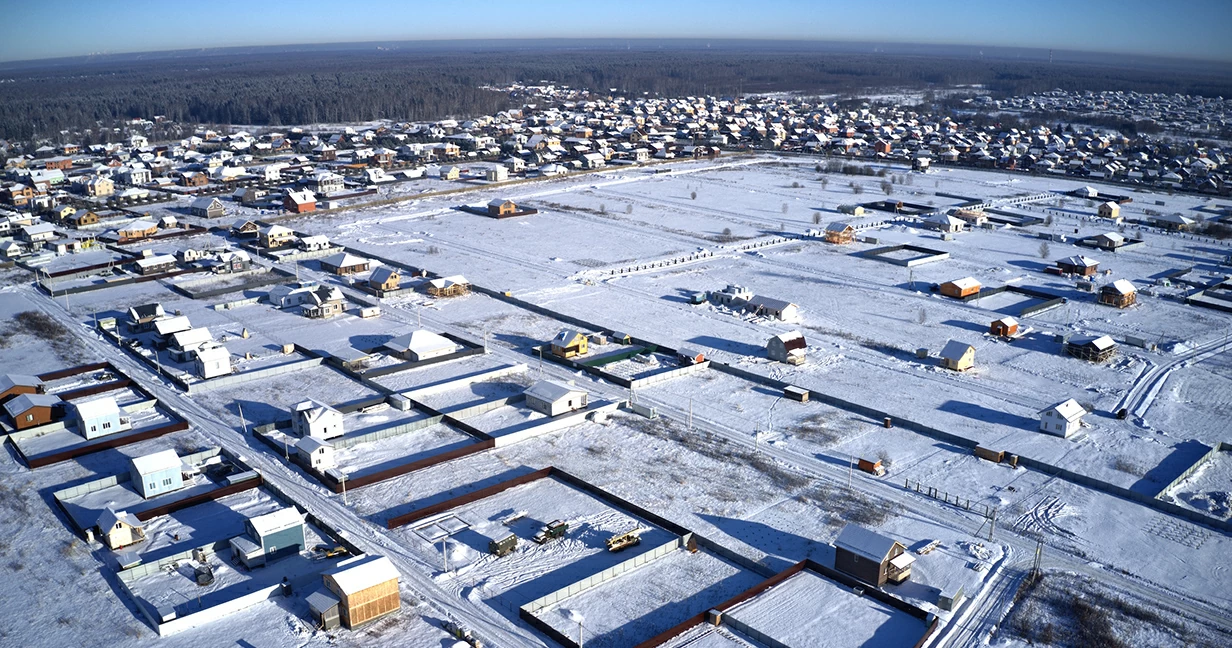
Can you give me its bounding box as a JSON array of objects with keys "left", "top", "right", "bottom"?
[
  {"left": 0, "top": 290, "right": 94, "bottom": 366},
  {"left": 191, "top": 365, "right": 377, "bottom": 427},
  {"left": 134, "top": 486, "right": 288, "bottom": 559},
  {"left": 331, "top": 421, "right": 475, "bottom": 479},
  {"left": 659, "top": 625, "right": 758, "bottom": 648},
  {"left": 1146, "top": 351, "right": 1232, "bottom": 443},
  {"left": 366, "top": 352, "right": 512, "bottom": 393},
  {"left": 537, "top": 548, "right": 764, "bottom": 648},
  {"left": 33, "top": 248, "right": 129, "bottom": 275},
  {"left": 462, "top": 403, "right": 547, "bottom": 436},
  {"left": 727, "top": 569, "right": 928, "bottom": 648},
  {"left": 204, "top": 291, "right": 392, "bottom": 356},
  {"left": 1163, "top": 449, "right": 1232, "bottom": 520},
  {"left": 409, "top": 375, "right": 533, "bottom": 412},
  {"left": 392, "top": 476, "right": 679, "bottom": 608}
]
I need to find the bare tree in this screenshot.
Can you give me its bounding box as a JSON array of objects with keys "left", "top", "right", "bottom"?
[
  {"left": 781, "top": 202, "right": 789, "bottom": 214},
  {"left": 1039, "top": 242, "right": 1051, "bottom": 259},
  {"left": 918, "top": 307, "right": 927, "bottom": 325},
  {"left": 626, "top": 204, "right": 633, "bottom": 214},
  {"left": 820, "top": 177, "right": 829, "bottom": 190},
  {"left": 812, "top": 212, "right": 821, "bottom": 224},
  {"left": 599, "top": 203, "right": 606, "bottom": 214},
  {"left": 690, "top": 191, "right": 697, "bottom": 200},
  {"left": 881, "top": 181, "right": 893, "bottom": 196},
  {"left": 1045, "top": 214, "right": 1053, "bottom": 226}
]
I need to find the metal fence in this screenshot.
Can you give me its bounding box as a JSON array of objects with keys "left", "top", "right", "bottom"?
[{"left": 521, "top": 537, "right": 683, "bottom": 613}]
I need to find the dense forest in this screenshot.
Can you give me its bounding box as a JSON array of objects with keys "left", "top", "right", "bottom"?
[{"left": 2, "top": 43, "right": 1230, "bottom": 142}]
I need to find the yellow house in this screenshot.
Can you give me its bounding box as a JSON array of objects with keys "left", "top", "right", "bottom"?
[
  {"left": 1097, "top": 201, "right": 1121, "bottom": 221},
  {"left": 439, "top": 165, "right": 461, "bottom": 180},
  {"left": 97, "top": 509, "right": 145, "bottom": 549},
  {"left": 550, "top": 329, "right": 588, "bottom": 358},
  {"left": 939, "top": 340, "right": 975, "bottom": 371}
]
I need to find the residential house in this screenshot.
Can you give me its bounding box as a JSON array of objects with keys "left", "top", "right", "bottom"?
[
  {"left": 21, "top": 223, "right": 58, "bottom": 244},
  {"left": 939, "top": 340, "right": 975, "bottom": 371},
  {"left": 292, "top": 399, "right": 344, "bottom": 440},
  {"left": 283, "top": 190, "right": 317, "bottom": 214},
  {"left": 298, "top": 234, "right": 331, "bottom": 252},
  {"left": 550, "top": 329, "right": 588, "bottom": 358},
  {"left": 230, "top": 507, "right": 306, "bottom": 569},
  {"left": 1065, "top": 335, "right": 1117, "bottom": 362},
  {"left": 367, "top": 266, "right": 400, "bottom": 292},
  {"left": 189, "top": 196, "right": 226, "bottom": 218},
  {"left": 130, "top": 449, "right": 184, "bottom": 499},
  {"left": 194, "top": 343, "right": 232, "bottom": 379},
  {"left": 524, "top": 380, "right": 588, "bottom": 417},
  {"left": 258, "top": 224, "right": 297, "bottom": 248},
  {"left": 320, "top": 252, "right": 370, "bottom": 276},
  {"left": 152, "top": 315, "right": 192, "bottom": 340},
  {"left": 1056, "top": 255, "right": 1100, "bottom": 276},
  {"left": 3, "top": 393, "right": 61, "bottom": 430},
  {"left": 126, "top": 303, "right": 166, "bottom": 332},
  {"left": 383, "top": 330, "right": 456, "bottom": 361},
  {"left": 117, "top": 219, "right": 159, "bottom": 242},
  {"left": 209, "top": 250, "right": 251, "bottom": 274},
  {"left": 439, "top": 165, "right": 461, "bottom": 180},
  {"left": 231, "top": 219, "right": 260, "bottom": 238},
  {"left": 747, "top": 295, "right": 801, "bottom": 322},
  {"left": 168, "top": 327, "right": 214, "bottom": 362},
  {"left": 1150, "top": 213, "right": 1197, "bottom": 231},
  {"left": 295, "top": 436, "right": 336, "bottom": 472},
  {"left": 767, "top": 331, "right": 807, "bottom": 365},
  {"left": 1099, "top": 279, "right": 1138, "bottom": 308},
  {"left": 307, "top": 172, "right": 345, "bottom": 194},
  {"left": 0, "top": 374, "right": 43, "bottom": 405},
  {"left": 134, "top": 254, "right": 177, "bottom": 275},
  {"left": 1039, "top": 399, "right": 1086, "bottom": 438},
  {"left": 833, "top": 523, "right": 914, "bottom": 587},
  {"left": 67, "top": 211, "right": 100, "bottom": 228},
  {"left": 72, "top": 396, "right": 125, "bottom": 439},
  {"left": 96, "top": 509, "right": 145, "bottom": 550},
  {"left": 926, "top": 213, "right": 966, "bottom": 233},
  {"left": 823, "top": 221, "right": 855, "bottom": 244},
  {"left": 269, "top": 282, "right": 324, "bottom": 308},
  {"left": 83, "top": 176, "right": 115, "bottom": 197},
  {"left": 487, "top": 199, "right": 518, "bottom": 217},
  {"left": 1097, "top": 201, "right": 1121, "bottom": 220},
  {"left": 1090, "top": 232, "right": 1126, "bottom": 250},
  {"left": 302, "top": 285, "right": 346, "bottom": 319},
  {"left": 940, "top": 277, "right": 981, "bottom": 299},
  {"left": 310, "top": 555, "right": 401, "bottom": 630},
  {"left": 425, "top": 274, "right": 469, "bottom": 297}
]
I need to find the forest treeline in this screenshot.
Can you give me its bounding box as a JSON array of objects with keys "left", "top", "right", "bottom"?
[{"left": 2, "top": 47, "right": 1230, "bottom": 141}]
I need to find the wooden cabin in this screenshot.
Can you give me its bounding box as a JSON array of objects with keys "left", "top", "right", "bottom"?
[
  {"left": 1065, "top": 335, "right": 1117, "bottom": 362},
  {"left": 424, "top": 275, "right": 469, "bottom": 297},
  {"left": 824, "top": 221, "right": 855, "bottom": 244},
  {"left": 367, "top": 266, "right": 400, "bottom": 292},
  {"left": 940, "top": 277, "right": 981, "bottom": 299},
  {"left": 550, "top": 329, "right": 588, "bottom": 358},
  {"left": 1099, "top": 280, "right": 1137, "bottom": 308},
  {"left": 313, "top": 555, "right": 401, "bottom": 630},
  {"left": 989, "top": 316, "right": 1019, "bottom": 337},
  {"left": 833, "top": 524, "right": 914, "bottom": 587},
  {"left": 939, "top": 340, "right": 975, "bottom": 371},
  {"left": 488, "top": 199, "right": 518, "bottom": 217},
  {"left": 1056, "top": 255, "right": 1100, "bottom": 277}
]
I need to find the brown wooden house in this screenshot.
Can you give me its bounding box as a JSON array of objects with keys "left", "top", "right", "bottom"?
[
  {"left": 823, "top": 221, "right": 855, "bottom": 244},
  {"left": 940, "top": 277, "right": 981, "bottom": 299},
  {"left": 833, "top": 523, "right": 914, "bottom": 587},
  {"left": 367, "top": 267, "right": 400, "bottom": 292},
  {"left": 3, "top": 393, "right": 61, "bottom": 430},
  {"left": 1099, "top": 280, "right": 1137, "bottom": 308},
  {"left": 1056, "top": 255, "right": 1100, "bottom": 277},
  {"left": 0, "top": 374, "right": 43, "bottom": 405},
  {"left": 313, "top": 555, "right": 401, "bottom": 630},
  {"left": 320, "top": 252, "right": 370, "bottom": 276},
  {"left": 989, "top": 316, "right": 1019, "bottom": 337},
  {"left": 487, "top": 199, "right": 518, "bottom": 217}
]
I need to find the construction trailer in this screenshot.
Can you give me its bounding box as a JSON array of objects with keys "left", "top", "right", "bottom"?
[{"left": 489, "top": 533, "right": 518, "bottom": 557}]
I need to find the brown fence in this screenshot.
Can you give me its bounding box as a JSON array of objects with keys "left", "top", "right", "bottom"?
[
  {"left": 57, "top": 379, "right": 132, "bottom": 401},
  {"left": 325, "top": 439, "right": 495, "bottom": 493},
  {"left": 21, "top": 420, "right": 189, "bottom": 468},
  {"left": 38, "top": 362, "right": 111, "bottom": 381},
  {"left": 386, "top": 467, "right": 552, "bottom": 529}
]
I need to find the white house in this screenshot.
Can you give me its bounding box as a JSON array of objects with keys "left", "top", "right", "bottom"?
[
  {"left": 194, "top": 343, "right": 232, "bottom": 379},
  {"left": 524, "top": 380, "right": 588, "bottom": 417},
  {"left": 130, "top": 448, "right": 184, "bottom": 499},
  {"left": 73, "top": 396, "right": 126, "bottom": 440},
  {"left": 295, "top": 436, "right": 336, "bottom": 471},
  {"left": 382, "top": 330, "right": 456, "bottom": 361},
  {"left": 1039, "top": 399, "right": 1086, "bottom": 438},
  {"left": 292, "top": 399, "right": 344, "bottom": 440}
]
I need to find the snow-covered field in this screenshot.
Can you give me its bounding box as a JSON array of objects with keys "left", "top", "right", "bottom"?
[{"left": 2, "top": 153, "right": 1231, "bottom": 647}]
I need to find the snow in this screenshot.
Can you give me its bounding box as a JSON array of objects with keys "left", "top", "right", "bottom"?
[{"left": 727, "top": 570, "right": 928, "bottom": 648}]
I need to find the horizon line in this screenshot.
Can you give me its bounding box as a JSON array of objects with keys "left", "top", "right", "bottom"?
[{"left": 3, "top": 36, "right": 1231, "bottom": 68}]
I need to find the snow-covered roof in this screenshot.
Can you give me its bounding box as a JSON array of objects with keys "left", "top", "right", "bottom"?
[
  {"left": 294, "top": 399, "right": 340, "bottom": 423},
  {"left": 748, "top": 295, "right": 796, "bottom": 312},
  {"left": 326, "top": 555, "right": 399, "bottom": 595},
  {"left": 834, "top": 524, "right": 901, "bottom": 563},
  {"left": 321, "top": 252, "right": 368, "bottom": 268},
  {"left": 0, "top": 374, "right": 40, "bottom": 392},
  {"left": 946, "top": 277, "right": 981, "bottom": 291},
  {"left": 369, "top": 266, "right": 398, "bottom": 283},
  {"left": 1070, "top": 334, "right": 1116, "bottom": 350},
  {"left": 195, "top": 344, "right": 230, "bottom": 363},
  {"left": 553, "top": 329, "right": 583, "bottom": 345},
  {"left": 1041, "top": 398, "right": 1086, "bottom": 421},
  {"left": 120, "top": 219, "right": 157, "bottom": 232},
  {"left": 153, "top": 315, "right": 192, "bottom": 336},
  {"left": 428, "top": 274, "right": 469, "bottom": 289},
  {"left": 4, "top": 392, "right": 60, "bottom": 417},
  {"left": 524, "top": 379, "right": 585, "bottom": 403},
  {"left": 1058, "top": 255, "right": 1099, "bottom": 268},
  {"left": 939, "top": 339, "right": 974, "bottom": 360},
  {"left": 296, "top": 435, "right": 333, "bottom": 453},
  {"left": 73, "top": 396, "right": 119, "bottom": 420},
  {"left": 1105, "top": 279, "right": 1137, "bottom": 295},
  {"left": 825, "top": 221, "right": 854, "bottom": 232},
  {"left": 96, "top": 508, "right": 141, "bottom": 531},
  {"left": 190, "top": 196, "right": 222, "bottom": 209},
  {"left": 385, "top": 330, "right": 454, "bottom": 355},
  {"left": 993, "top": 316, "right": 1018, "bottom": 327},
  {"left": 130, "top": 448, "right": 181, "bottom": 476},
  {"left": 248, "top": 507, "right": 303, "bottom": 538},
  {"left": 169, "top": 327, "right": 213, "bottom": 349},
  {"left": 135, "top": 254, "right": 176, "bottom": 269}
]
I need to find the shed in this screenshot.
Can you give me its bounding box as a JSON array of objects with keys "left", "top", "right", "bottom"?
[
  {"left": 1099, "top": 280, "right": 1137, "bottom": 308},
  {"left": 550, "top": 329, "right": 589, "bottom": 358},
  {"left": 4, "top": 392, "right": 61, "bottom": 430},
  {"left": 939, "top": 340, "right": 975, "bottom": 371},
  {"left": 73, "top": 396, "right": 124, "bottom": 439},
  {"left": 524, "top": 380, "right": 588, "bottom": 417},
  {"left": 833, "top": 523, "right": 914, "bottom": 587},
  {"left": 767, "top": 331, "right": 807, "bottom": 364},
  {"left": 927, "top": 213, "right": 966, "bottom": 233},
  {"left": 96, "top": 509, "right": 145, "bottom": 550},
  {"left": 940, "top": 277, "right": 981, "bottom": 299},
  {"left": 130, "top": 449, "right": 184, "bottom": 499},
  {"left": 989, "top": 316, "right": 1019, "bottom": 337},
  {"left": 677, "top": 349, "right": 706, "bottom": 365},
  {"left": 292, "top": 399, "right": 344, "bottom": 440},
  {"left": 1039, "top": 398, "right": 1086, "bottom": 438},
  {"left": 296, "top": 436, "right": 336, "bottom": 471},
  {"left": 321, "top": 555, "right": 401, "bottom": 629},
  {"left": 383, "top": 330, "right": 456, "bottom": 362},
  {"left": 320, "top": 252, "right": 370, "bottom": 276}
]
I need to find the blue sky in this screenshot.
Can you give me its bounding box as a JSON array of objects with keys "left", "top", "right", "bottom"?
[{"left": 2, "top": 0, "right": 1231, "bottom": 62}]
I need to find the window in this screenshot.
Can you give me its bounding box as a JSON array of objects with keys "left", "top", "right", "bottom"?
[
  {"left": 162, "top": 478, "right": 172, "bottom": 486},
  {"left": 103, "top": 421, "right": 111, "bottom": 429},
  {"left": 25, "top": 414, "right": 33, "bottom": 422},
  {"left": 148, "top": 482, "right": 156, "bottom": 490},
  {"left": 90, "top": 425, "right": 97, "bottom": 433}
]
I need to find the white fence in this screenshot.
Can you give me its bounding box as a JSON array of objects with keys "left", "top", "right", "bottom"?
[
  {"left": 492, "top": 400, "right": 624, "bottom": 448},
  {"left": 401, "top": 363, "right": 528, "bottom": 401},
  {"left": 627, "top": 361, "right": 710, "bottom": 390},
  {"left": 520, "top": 536, "right": 683, "bottom": 613},
  {"left": 185, "top": 356, "right": 323, "bottom": 394}
]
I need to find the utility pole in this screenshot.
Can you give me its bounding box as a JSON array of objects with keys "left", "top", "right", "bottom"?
[
  {"left": 237, "top": 402, "right": 248, "bottom": 435},
  {"left": 441, "top": 539, "right": 449, "bottom": 573},
  {"left": 987, "top": 509, "right": 996, "bottom": 542},
  {"left": 537, "top": 347, "right": 543, "bottom": 378},
  {"left": 341, "top": 475, "right": 348, "bottom": 506},
  {"left": 848, "top": 454, "right": 854, "bottom": 489},
  {"left": 688, "top": 397, "right": 693, "bottom": 432}
]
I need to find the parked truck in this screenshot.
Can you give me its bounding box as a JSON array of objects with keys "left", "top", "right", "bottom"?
[
  {"left": 489, "top": 533, "right": 518, "bottom": 557},
  {"left": 532, "top": 520, "right": 568, "bottom": 544},
  {"left": 857, "top": 458, "right": 886, "bottom": 476}
]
